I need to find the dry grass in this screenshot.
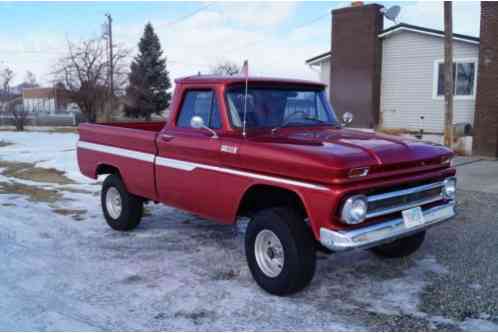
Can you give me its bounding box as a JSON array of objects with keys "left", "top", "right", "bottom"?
[
  {"left": 0, "top": 160, "right": 75, "bottom": 185},
  {"left": 47, "top": 127, "right": 78, "bottom": 134},
  {"left": 0, "top": 160, "right": 76, "bottom": 204},
  {"left": 60, "top": 187, "right": 94, "bottom": 195},
  {"left": 0, "top": 181, "right": 62, "bottom": 203},
  {"left": 52, "top": 208, "right": 87, "bottom": 221}
]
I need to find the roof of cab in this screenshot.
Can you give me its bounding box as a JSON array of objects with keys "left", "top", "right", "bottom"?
[{"left": 175, "top": 74, "right": 326, "bottom": 87}]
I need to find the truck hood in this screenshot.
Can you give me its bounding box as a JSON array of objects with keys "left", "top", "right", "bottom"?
[{"left": 242, "top": 127, "right": 452, "bottom": 183}]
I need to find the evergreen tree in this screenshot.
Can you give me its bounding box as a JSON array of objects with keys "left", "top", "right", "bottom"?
[{"left": 125, "top": 23, "right": 171, "bottom": 120}]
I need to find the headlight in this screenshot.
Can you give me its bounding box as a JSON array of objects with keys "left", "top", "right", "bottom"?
[
  {"left": 442, "top": 177, "right": 457, "bottom": 200},
  {"left": 341, "top": 195, "right": 368, "bottom": 224},
  {"left": 441, "top": 155, "right": 453, "bottom": 166}
]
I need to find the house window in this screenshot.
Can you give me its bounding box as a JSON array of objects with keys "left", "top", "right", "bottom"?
[{"left": 435, "top": 60, "right": 477, "bottom": 98}]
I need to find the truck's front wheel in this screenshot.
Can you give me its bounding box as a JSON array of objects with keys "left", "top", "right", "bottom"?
[
  {"left": 101, "top": 174, "right": 143, "bottom": 231},
  {"left": 245, "top": 207, "right": 316, "bottom": 295}
]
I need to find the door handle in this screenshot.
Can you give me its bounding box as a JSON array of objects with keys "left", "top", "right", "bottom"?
[{"left": 161, "top": 134, "right": 175, "bottom": 142}]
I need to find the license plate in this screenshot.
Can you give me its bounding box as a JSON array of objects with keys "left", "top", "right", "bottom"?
[{"left": 402, "top": 207, "right": 425, "bottom": 228}]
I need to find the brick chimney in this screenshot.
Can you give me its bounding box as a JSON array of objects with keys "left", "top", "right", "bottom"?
[
  {"left": 473, "top": 2, "right": 498, "bottom": 157},
  {"left": 330, "top": 3, "right": 384, "bottom": 128}
]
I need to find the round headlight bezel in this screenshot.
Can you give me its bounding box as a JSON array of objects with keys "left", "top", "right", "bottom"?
[
  {"left": 341, "top": 195, "right": 368, "bottom": 225},
  {"left": 442, "top": 177, "right": 457, "bottom": 200}
]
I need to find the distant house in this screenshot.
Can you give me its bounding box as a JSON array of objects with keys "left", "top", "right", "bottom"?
[
  {"left": 305, "top": 3, "right": 480, "bottom": 140},
  {"left": 22, "top": 87, "right": 79, "bottom": 114}
]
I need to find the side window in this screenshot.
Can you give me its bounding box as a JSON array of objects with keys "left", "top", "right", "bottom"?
[
  {"left": 177, "top": 90, "right": 222, "bottom": 129},
  {"left": 210, "top": 95, "right": 221, "bottom": 129}
]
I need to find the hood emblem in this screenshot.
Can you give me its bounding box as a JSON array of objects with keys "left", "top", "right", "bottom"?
[{"left": 221, "top": 145, "right": 238, "bottom": 154}]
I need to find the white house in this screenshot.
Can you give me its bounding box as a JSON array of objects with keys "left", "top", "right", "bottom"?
[
  {"left": 378, "top": 24, "right": 479, "bottom": 134},
  {"left": 306, "top": 22, "right": 479, "bottom": 140},
  {"left": 22, "top": 87, "right": 79, "bottom": 114}
]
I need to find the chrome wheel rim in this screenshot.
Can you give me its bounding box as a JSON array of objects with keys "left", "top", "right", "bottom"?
[
  {"left": 254, "top": 230, "right": 284, "bottom": 278},
  {"left": 106, "top": 187, "right": 122, "bottom": 219}
]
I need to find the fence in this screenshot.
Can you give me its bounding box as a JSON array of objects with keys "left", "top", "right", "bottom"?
[{"left": 0, "top": 113, "right": 81, "bottom": 127}]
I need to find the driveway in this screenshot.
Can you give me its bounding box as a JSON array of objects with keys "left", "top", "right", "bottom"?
[
  {"left": 0, "top": 132, "right": 497, "bottom": 331},
  {"left": 454, "top": 156, "right": 498, "bottom": 194}
]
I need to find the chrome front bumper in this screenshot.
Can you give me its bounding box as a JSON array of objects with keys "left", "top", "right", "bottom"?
[{"left": 320, "top": 201, "right": 456, "bottom": 252}]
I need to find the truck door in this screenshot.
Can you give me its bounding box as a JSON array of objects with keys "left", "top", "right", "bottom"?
[{"left": 155, "top": 88, "right": 225, "bottom": 221}]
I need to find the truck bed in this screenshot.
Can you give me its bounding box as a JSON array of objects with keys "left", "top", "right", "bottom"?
[
  {"left": 78, "top": 122, "right": 165, "bottom": 154},
  {"left": 77, "top": 121, "right": 166, "bottom": 200}
]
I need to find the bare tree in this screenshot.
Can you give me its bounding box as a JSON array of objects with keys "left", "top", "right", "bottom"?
[
  {"left": 52, "top": 38, "right": 129, "bottom": 123},
  {"left": 6, "top": 96, "right": 28, "bottom": 131},
  {"left": 0, "top": 67, "right": 15, "bottom": 94},
  {"left": 24, "top": 71, "right": 38, "bottom": 87},
  {"left": 210, "top": 61, "right": 240, "bottom": 76}
]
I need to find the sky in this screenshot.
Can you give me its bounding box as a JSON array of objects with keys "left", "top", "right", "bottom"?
[{"left": 0, "top": 1, "right": 481, "bottom": 86}]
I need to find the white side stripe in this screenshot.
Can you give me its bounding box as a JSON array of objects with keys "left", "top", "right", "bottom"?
[
  {"left": 155, "top": 156, "right": 196, "bottom": 171},
  {"left": 78, "top": 140, "right": 329, "bottom": 191},
  {"left": 156, "top": 157, "right": 329, "bottom": 191},
  {"left": 78, "top": 141, "right": 155, "bottom": 163}
]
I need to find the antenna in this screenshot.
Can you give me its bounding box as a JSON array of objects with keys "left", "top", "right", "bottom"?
[
  {"left": 241, "top": 60, "right": 249, "bottom": 138},
  {"left": 381, "top": 5, "right": 401, "bottom": 23}
]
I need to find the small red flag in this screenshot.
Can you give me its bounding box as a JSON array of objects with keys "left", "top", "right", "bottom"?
[{"left": 241, "top": 60, "right": 249, "bottom": 77}]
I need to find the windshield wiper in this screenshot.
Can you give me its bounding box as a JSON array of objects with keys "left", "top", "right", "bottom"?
[{"left": 271, "top": 113, "right": 326, "bottom": 134}]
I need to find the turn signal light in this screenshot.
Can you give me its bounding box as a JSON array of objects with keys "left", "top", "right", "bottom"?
[{"left": 348, "top": 167, "right": 369, "bottom": 178}]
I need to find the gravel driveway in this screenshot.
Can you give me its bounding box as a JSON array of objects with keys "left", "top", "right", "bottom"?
[
  {"left": 1, "top": 132, "right": 497, "bottom": 331},
  {"left": 1, "top": 188, "right": 497, "bottom": 331}
]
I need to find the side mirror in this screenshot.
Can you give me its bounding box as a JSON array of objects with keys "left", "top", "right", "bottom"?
[
  {"left": 342, "top": 112, "right": 354, "bottom": 126},
  {"left": 190, "top": 116, "right": 218, "bottom": 138},
  {"left": 190, "top": 116, "right": 205, "bottom": 129}
]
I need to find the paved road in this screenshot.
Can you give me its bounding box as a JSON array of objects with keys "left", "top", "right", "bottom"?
[{"left": 455, "top": 157, "right": 498, "bottom": 194}]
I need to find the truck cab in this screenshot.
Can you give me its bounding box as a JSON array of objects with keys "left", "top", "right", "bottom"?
[{"left": 77, "top": 75, "right": 456, "bottom": 295}]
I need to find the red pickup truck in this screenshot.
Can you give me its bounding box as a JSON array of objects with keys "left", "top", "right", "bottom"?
[{"left": 77, "top": 75, "right": 456, "bottom": 295}]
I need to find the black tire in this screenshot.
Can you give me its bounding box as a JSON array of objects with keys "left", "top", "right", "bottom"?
[
  {"left": 101, "top": 174, "right": 143, "bottom": 231},
  {"left": 245, "top": 206, "right": 316, "bottom": 295},
  {"left": 370, "top": 231, "right": 426, "bottom": 258}
]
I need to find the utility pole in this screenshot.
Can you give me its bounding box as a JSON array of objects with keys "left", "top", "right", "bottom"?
[
  {"left": 443, "top": 1, "right": 454, "bottom": 147},
  {"left": 105, "top": 13, "right": 114, "bottom": 122}
]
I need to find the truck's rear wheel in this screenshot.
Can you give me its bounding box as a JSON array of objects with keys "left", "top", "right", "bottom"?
[
  {"left": 101, "top": 174, "right": 143, "bottom": 231},
  {"left": 245, "top": 207, "right": 316, "bottom": 295},
  {"left": 370, "top": 231, "right": 426, "bottom": 258}
]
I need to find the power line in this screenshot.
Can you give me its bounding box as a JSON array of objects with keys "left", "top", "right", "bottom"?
[
  {"left": 164, "top": 2, "right": 215, "bottom": 28},
  {"left": 221, "top": 11, "right": 331, "bottom": 55},
  {"left": 0, "top": 49, "right": 210, "bottom": 69},
  {"left": 1, "top": 4, "right": 331, "bottom": 73},
  {"left": 0, "top": 3, "right": 215, "bottom": 54},
  {"left": 293, "top": 12, "right": 330, "bottom": 30}
]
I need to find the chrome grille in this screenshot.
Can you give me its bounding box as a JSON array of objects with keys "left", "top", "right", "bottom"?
[{"left": 366, "top": 181, "right": 444, "bottom": 219}]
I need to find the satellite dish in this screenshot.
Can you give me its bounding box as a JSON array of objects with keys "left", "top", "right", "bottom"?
[{"left": 381, "top": 5, "right": 401, "bottom": 23}]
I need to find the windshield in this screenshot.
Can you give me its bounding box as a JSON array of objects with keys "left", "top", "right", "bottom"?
[{"left": 226, "top": 87, "right": 337, "bottom": 129}]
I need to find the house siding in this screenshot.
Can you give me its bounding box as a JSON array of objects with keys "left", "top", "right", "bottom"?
[
  {"left": 319, "top": 60, "right": 331, "bottom": 99},
  {"left": 380, "top": 31, "right": 479, "bottom": 133}
]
